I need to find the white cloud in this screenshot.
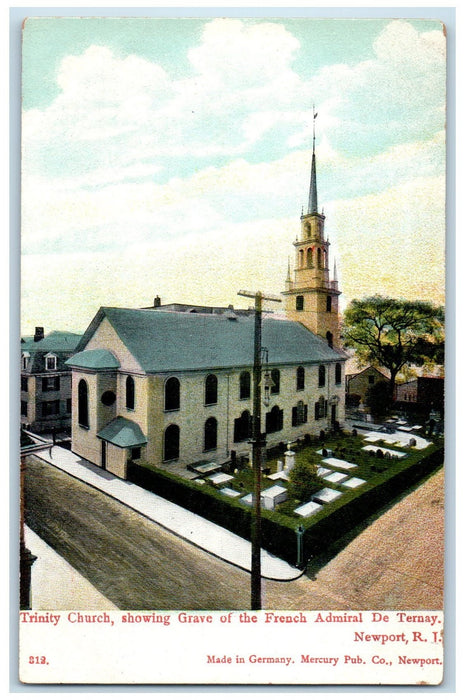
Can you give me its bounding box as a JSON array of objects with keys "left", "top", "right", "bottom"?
[
  {"left": 22, "top": 18, "right": 446, "bottom": 188},
  {"left": 330, "top": 175, "right": 445, "bottom": 305},
  {"left": 188, "top": 19, "right": 300, "bottom": 89},
  {"left": 20, "top": 18, "right": 446, "bottom": 332}
]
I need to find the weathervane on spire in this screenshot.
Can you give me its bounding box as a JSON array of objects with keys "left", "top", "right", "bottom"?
[
  {"left": 312, "top": 105, "right": 318, "bottom": 153},
  {"left": 308, "top": 105, "right": 319, "bottom": 215}
]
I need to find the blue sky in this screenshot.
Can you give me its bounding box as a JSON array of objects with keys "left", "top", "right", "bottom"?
[{"left": 20, "top": 16, "right": 447, "bottom": 334}]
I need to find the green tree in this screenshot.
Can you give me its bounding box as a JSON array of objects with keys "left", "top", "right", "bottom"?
[
  {"left": 288, "top": 461, "right": 324, "bottom": 502},
  {"left": 343, "top": 296, "right": 444, "bottom": 398},
  {"left": 365, "top": 381, "right": 393, "bottom": 419}
]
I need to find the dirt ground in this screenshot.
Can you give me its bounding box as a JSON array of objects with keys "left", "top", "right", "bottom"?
[{"left": 265, "top": 468, "right": 444, "bottom": 610}]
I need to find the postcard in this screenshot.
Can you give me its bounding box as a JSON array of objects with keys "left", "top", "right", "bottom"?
[{"left": 19, "top": 14, "right": 446, "bottom": 686}]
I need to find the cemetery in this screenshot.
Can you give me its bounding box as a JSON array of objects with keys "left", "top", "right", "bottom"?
[{"left": 127, "top": 417, "right": 443, "bottom": 566}]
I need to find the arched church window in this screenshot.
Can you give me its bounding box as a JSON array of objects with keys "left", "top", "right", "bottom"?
[
  {"left": 204, "top": 417, "right": 218, "bottom": 452},
  {"left": 78, "top": 379, "right": 89, "bottom": 428},
  {"left": 317, "top": 248, "right": 322, "bottom": 268},
  {"left": 205, "top": 374, "right": 218, "bottom": 405},
  {"left": 165, "top": 377, "right": 180, "bottom": 411},
  {"left": 265, "top": 405, "right": 283, "bottom": 434},
  {"left": 299, "top": 249, "right": 304, "bottom": 267},
  {"left": 239, "top": 371, "right": 251, "bottom": 399},
  {"left": 306, "top": 248, "right": 313, "bottom": 267},
  {"left": 164, "top": 424, "right": 180, "bottom": 461},
  {"left": 326, "top": 331, "right": 333, "bottom": 348},
  {"left": 326, "top": 295, "right": 332, "bottom": 312},
  {"left": 234, "top": 410, "right": 251, "bottom": 443},
  {"left": 296, "top": 295, "right": 304, "bottom": 311},
  {"left": 126, "top": 376, "right": 135, "bottom": 410},
  {"left": 271, "top": 369, "right": 280, "bottom": 394},
  {"left": 315, "top": 395, "right": 327, "bottom": 420},
  {"left": 296, "top": 366, "right": 305, "bottom": 391}
]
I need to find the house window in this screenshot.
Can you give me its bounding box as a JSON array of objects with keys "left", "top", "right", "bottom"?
[
  {"left": 46, "top": 355, "right": 57, "bottom": 371},
  {"left": 239, "top": 371, "right": 251, "bottom": 400},
  {"left": 204, "top": 417, "right": 218, "bottom": 452},
  {"left": 21, "top": 376, "right": 28, "bottom": 392},
  {"left": 368, "top": 375, "right": 375, "bottom": 384},
  {"left": 21, "top": 354, "right": 29, "bottom": 370},
  {"left": 21, "top": 401, "right": 28, "bottom": 417},
  {"left": 164, "top": 377, "right": 180, "bottom": 411},
  {"left": 205, "top": 374, "right": 218, "bottom": 406},
  {"left": 296, "top": 295, "right": 304, "bottom": 311},
  {"left": 296, "top": 366, "right": 305, "bottom": 391},
  {"left": 41, "top": 400, "right": 60, "bottom": 418},
  {"left": 318, "top": 365, "right": 326, "bottom": 387},
  {"left": 126, "top": 376, "right": 135, "bottom": 410},
  {"left": 271, "top": 369, "right": 280, "bottom": 395},
  {"left": 292, "top": 401, "right": 308, "bottom": 427},
  {"left": 335, "top": 363, "right": 342, "bottom": 385},
  {"left": 164, "top": 424, "right": 180, "bottom": 461},
  {"left": 234, "top": 410, "right": 252, "bottom": 443},
  {"left": 42, "top": 376, "right": 60, "bottom": 392},
  {"left": 265, "top": 405, "right": 283, "bottom": 434},
  {"left": 78, "top": 379, "right": 89, "bottom": 428},
  {"left": 66, "top": 398, "right": 72, "bottom": 414},
  {"left": 131, "top": 446, "right": 141, "bottom": 460}
]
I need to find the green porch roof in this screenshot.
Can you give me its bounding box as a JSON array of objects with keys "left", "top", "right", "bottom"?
[
  {"left": 97, "top": 416, "right": 147, "bottom": 448},
  {"left": 65, "top": 348, "right": 120, "bottom": 370}
]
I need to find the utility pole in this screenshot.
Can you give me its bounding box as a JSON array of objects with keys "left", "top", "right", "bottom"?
[{"left": 238, "top": 290, "right": 281, "bottom": 610}]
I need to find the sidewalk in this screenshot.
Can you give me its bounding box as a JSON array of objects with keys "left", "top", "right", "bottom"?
[
  {"left": 25, "top": 526, "right": 118, "bottom": 610},
  {"left": 36, "top": 446, "right": 301, "bottom": 581}
]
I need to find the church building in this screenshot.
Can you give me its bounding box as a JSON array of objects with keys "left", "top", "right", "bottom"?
[{"left": 66, "top": 125, "right": 346, "bottom": 479}]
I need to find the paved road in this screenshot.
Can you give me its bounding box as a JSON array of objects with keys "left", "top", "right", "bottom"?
[{"left": 25, "top": 455, "right": 251, "bottom": 610}]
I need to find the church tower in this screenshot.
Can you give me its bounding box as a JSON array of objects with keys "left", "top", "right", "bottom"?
[{"left": 282, "top": 111, "right": 341, "bottom": 348}]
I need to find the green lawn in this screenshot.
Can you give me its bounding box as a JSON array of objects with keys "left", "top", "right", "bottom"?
[{"left": 218, "top": 431, "right": 441, "bottom": 521}]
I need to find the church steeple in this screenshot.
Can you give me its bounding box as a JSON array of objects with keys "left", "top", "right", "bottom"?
[
  {"left": 282, "top": 109, "right": 341, "bottom": 348},
  {"left": 308, "top": 108, "right": 318, "bottom": 215}
]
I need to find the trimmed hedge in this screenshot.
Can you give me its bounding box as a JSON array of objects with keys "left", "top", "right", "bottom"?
[{"left": 127, "top": 445, "right": 444, "bottom": 567}]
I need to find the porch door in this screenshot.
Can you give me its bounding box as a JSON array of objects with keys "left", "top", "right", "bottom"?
[{"left": 101, "top": 440, "right": 107, "bottom": 470}]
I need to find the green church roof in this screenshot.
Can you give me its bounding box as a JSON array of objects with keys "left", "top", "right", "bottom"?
[
  {"left": 76, "top": 307, "right": 345, "bottom": 374},
  {"left": 65, "top": 348, "right": 120, "bottom": 370},
  {"left": 97, "top": 416, "right": 147, "bottom": 448}
]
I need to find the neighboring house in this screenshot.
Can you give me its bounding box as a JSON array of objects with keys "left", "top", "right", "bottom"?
[
  {"left": 345, "top": 366, "right": 390, "bottom": 402},
  {"left": 21, "top": 328, "right": 82, "bottom": 434},
  {"left": 396, "top": 376, "right": 444, "bottom": 411},
  {"left": 66, "top": 307, "right": 346, "bottom": 480}
]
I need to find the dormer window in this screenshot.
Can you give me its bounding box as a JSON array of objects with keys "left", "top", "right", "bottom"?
[
  {"left": 45, "top": 353, "right": 57, "bottom": 371},
  {"left": 21, "top": 352, "right": 30, "bottom": 371}
]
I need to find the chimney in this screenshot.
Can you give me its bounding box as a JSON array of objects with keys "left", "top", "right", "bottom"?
[
  {"left": 34, "top": 327, "right": 44, "bottom": 342},
  {"left": 153, "top": 296, "right": 161, "bottom": 308}
]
